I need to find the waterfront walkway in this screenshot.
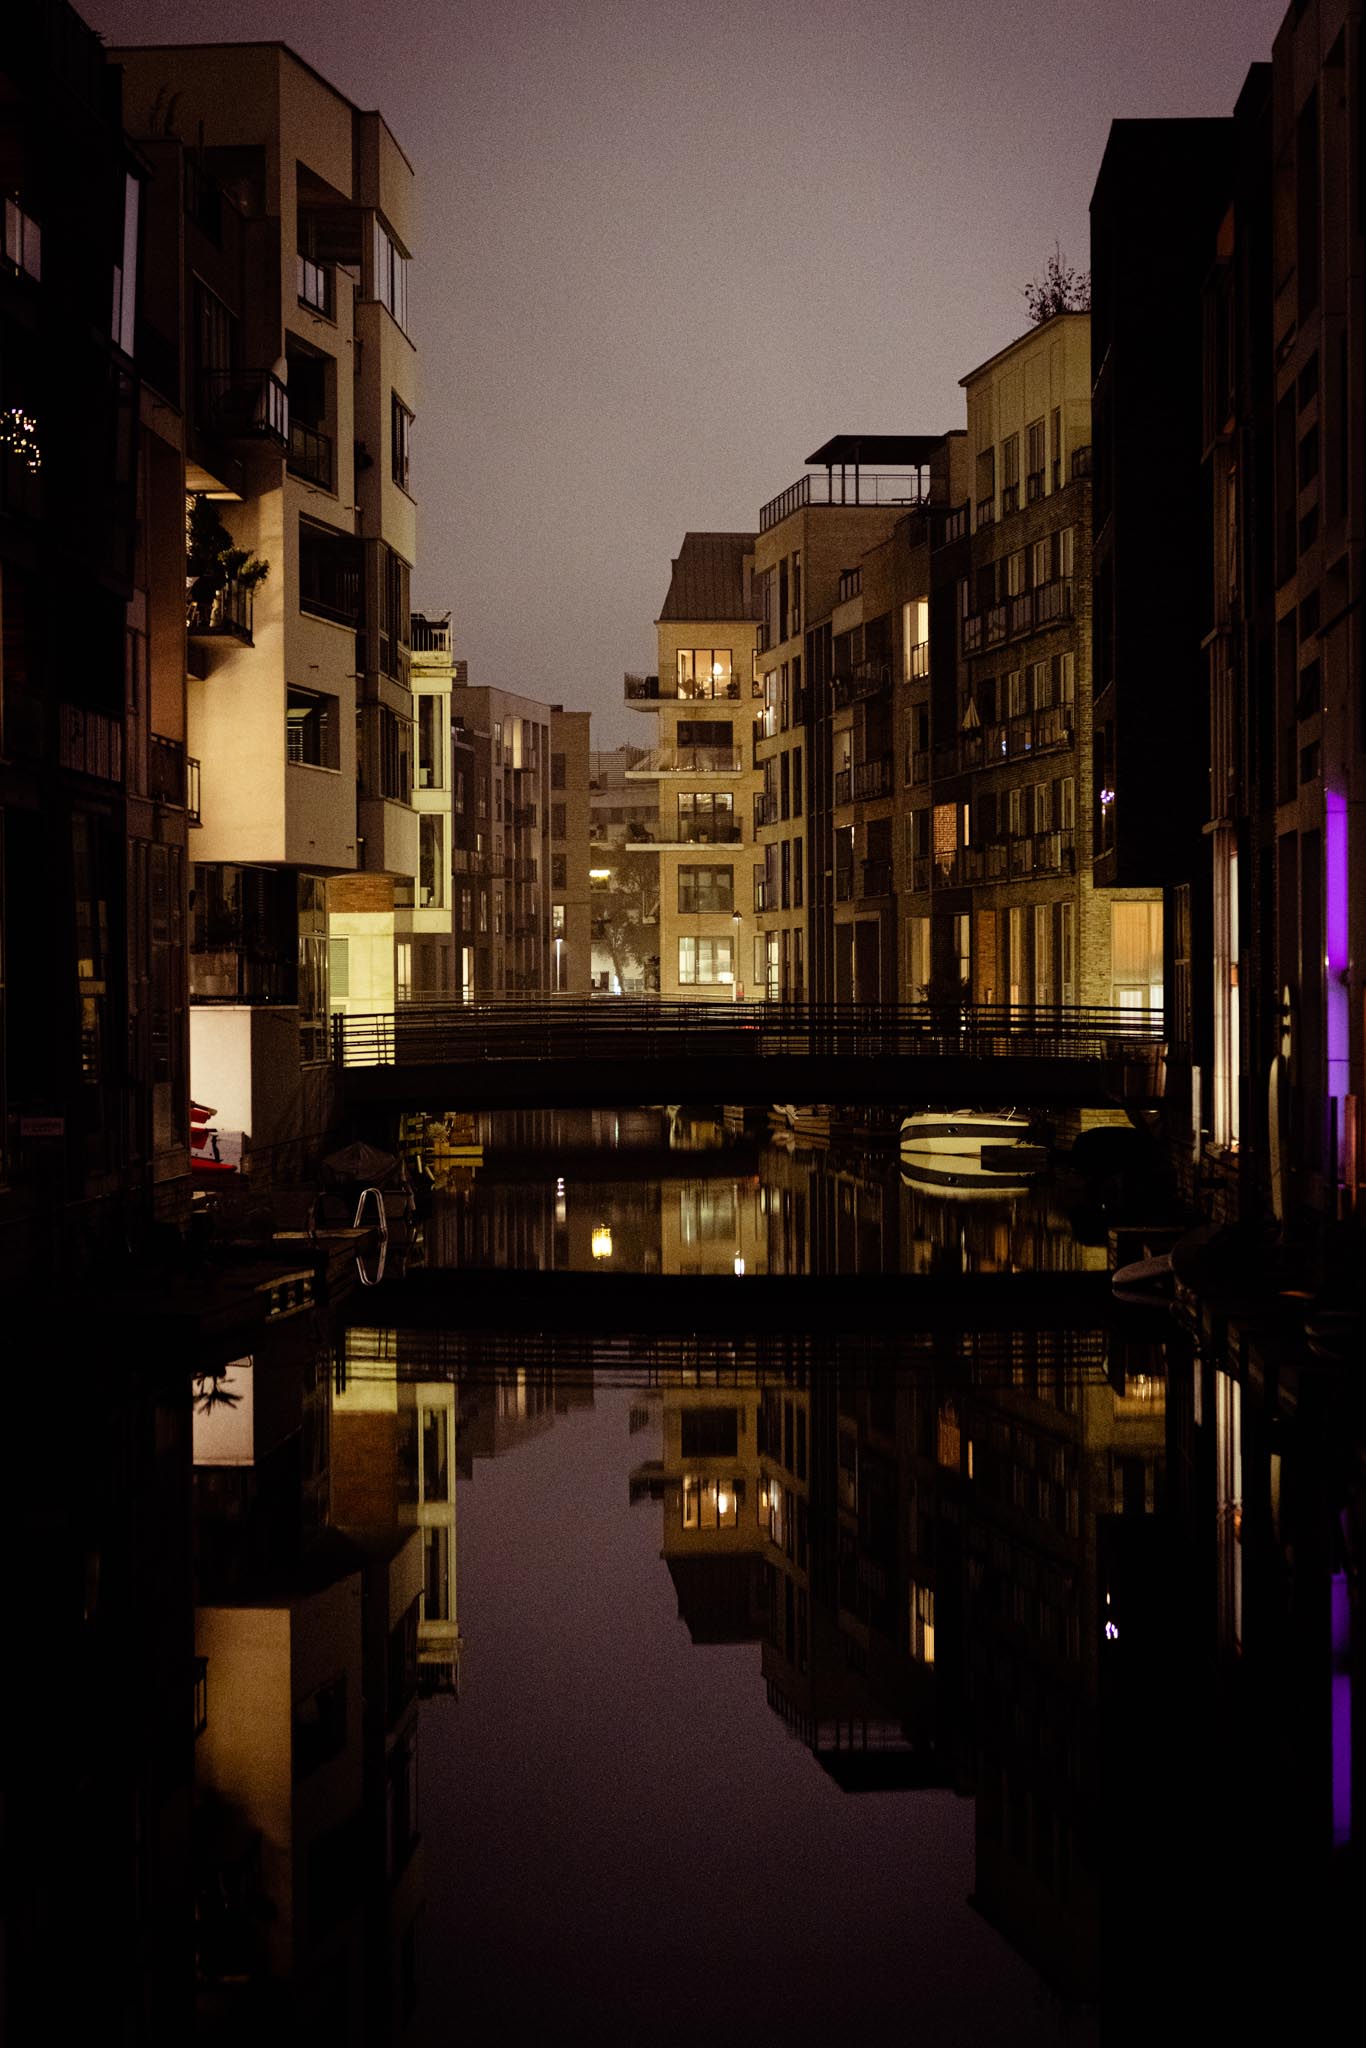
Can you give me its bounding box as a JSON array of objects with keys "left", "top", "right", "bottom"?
[{"left": 334, "top": 999, "right": 1167, "bottom": 1110}]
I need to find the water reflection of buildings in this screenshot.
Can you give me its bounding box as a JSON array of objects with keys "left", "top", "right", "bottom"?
[
  {"left": 189, "top": 1323, "right": 431, "bottom": 2042},
  {"left": 633, "top": 1374, "right": 768, "bottom": 1642}
]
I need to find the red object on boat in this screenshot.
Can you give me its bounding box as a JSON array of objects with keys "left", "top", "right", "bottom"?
[
  {"left": 191, "top": 1156, "right": 238, "bottom": 1178},
  {"left": 190, "top": 1100, "right": 217, "bottom": 1125}
]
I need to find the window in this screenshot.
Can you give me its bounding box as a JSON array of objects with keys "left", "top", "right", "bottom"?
[
  {"left": 418, "top": 693, "right": 444, "bottom": 787},
  {"left": 682, "top": 1475, "right": 741, "bottom": 1529},
  {"left": 419, "top": 815, "right": 443, "bottom": 907},
  {"left": 551, "top": 751, "right": 566, "bottom": 789},
  {"left": 677, "top": 649, "right": 734, "bottom": 699},
  {"left": 287, "top": 686, "right": 339, "bottom": 768},
  {"left": 677, "top": 791, "right": 734, "bottom": 842},
  {"left": 678, "top": 935, "right": 734, "bottom": 984},
  {"left": 371, "top": 218, "right": 410, "bottom": 333},
  {"left": 678, "top": 865, "right": 733, "bottom": 915},
  {"left": 551, "top": 802, "right": 566, "bottom": 840},
  {"left": 374, "top": 704, "right": 411, "bottom": 801},
  {"left": 391, "top": 394, "right": 413, "bottom": 492},
  {"left": 1001, "top": 432, "right": 1020, "bottom": 510},
  {"left": 551, "top": 853, "right": 566, "bottom": 889},
  {"left": 551, "top": 903, "right": 565, "bottom": 938},
  {"left": 378, "top": 547, "right": 411, "bottom": 679},
  {"left": 681, "top": 1407, "right": 739, "bottom": 1457},
  {"left": 903, "top": 598, "right": 929, "bottom": 679},
  {"left": 1026, "top": 417, "right": 1045, "bottom": 497},
  {"left": 299, "top": 518, "right": 361, "bottom": 626},
  {"left": 793, "top": 836, "right": 803, "bottom": 909}
]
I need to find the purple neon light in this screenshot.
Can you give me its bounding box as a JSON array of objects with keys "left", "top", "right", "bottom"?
[
  {"left": 1325, "top": 791, "right": 1349, "bottom": 976},
  {"left": 1331, "top": 1570, "right": 1351, "bottom": 1847}
]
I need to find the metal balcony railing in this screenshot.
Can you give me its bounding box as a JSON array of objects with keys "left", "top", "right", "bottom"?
[
  {"left": 288, "top": 418, "right": 334, "bottom": 490},
  {"left": 860, "top": 858, "right": 893, "bottom": 897},
  {"left": 760, "top": 470, "right": 932, "bottom": 532},
  {"left": 187, "top": 755, "right": 202, "bottom": 825},
  {"left": 186, "top": 577, "right": 254, "bottom": 643},
  {"left": 199, "top": 368, "right": 288, "bottom": 445},
  {"left": 851, "top": 756, "right": 894, "bottom": 801},
  {"left": 625, "top": 672, "right": 741, "bottom": 703},
  {"left": 907, "top": 641, "right": 930, "bottom": 680},
  {"left": 833, "top": 660, "right": 891, "bottom": 709},
  {"left": 627, "top": 745, "right": 744, "bottom": 777},
  {"left": 411, "top": 612, "right": 452, "bottom": 653},
  {"left": 149, "top": 733, "right": 187, "bottom": 807},
  {"left": 834, "top": 768, "right": 851, "bottom": 807}
]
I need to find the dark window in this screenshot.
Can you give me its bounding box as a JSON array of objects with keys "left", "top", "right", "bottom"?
[
  {"left": 391, "top": 392, "right": 413, "bottom": 491},
  {"left": 378, "top": 546, "right": 411, "bottom": 679},
  {"left": 1296, "top": 89, "right": 1320, "bottom": 320},
  {"left": 551, "top": 751, "right": 566, "bottom": 789},
  {"left": 681, "top": 1407, "right": 739, "bottom": 1457},
  {"left": 551, "top": 802, "right": 566, "bottom": 840},
  {"left": 678, "top": 864, "right": 734, "bottom": 915},
  {"left": 551, "top": 853, "right": 566, "bottom": 888},
  {"left": 299, "top": 518, "right": 360, "bottom": 626},
  {"left": 286, "top": 686, "right": 339, "bottom": 768}
]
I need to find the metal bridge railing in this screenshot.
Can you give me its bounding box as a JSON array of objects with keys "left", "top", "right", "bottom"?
[{"left": 333, "top": 1000, "right": 1166, "bottom": 1070}]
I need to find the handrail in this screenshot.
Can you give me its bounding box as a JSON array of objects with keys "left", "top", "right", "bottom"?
[{"left": 334, "top": 999, "right": 1166, "bottom": 1071}]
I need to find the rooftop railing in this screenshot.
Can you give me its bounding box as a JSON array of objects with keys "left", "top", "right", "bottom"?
[
  {"left": 625, "top": 672, "right": 741, "bottom": 702},
  {"left": 760, "top": 471, "right": 933, "bottom": 534}
]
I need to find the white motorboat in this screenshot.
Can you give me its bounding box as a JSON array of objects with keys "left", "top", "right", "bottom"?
[{"left": 899, "top": 1108, "right": 1033, "bottom": 1155}]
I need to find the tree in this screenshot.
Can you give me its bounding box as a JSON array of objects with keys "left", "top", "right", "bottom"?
[
  {"left": 591, "top": 845, "right": 659, "bottom": 993},
  {"left": 1023, "top": 243, "right": 1090, "bottom": 325}
]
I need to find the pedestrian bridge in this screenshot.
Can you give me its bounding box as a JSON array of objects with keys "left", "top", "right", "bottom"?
[{"left": 334, "top": 1000, "right": 1167, "bottom": 1110}]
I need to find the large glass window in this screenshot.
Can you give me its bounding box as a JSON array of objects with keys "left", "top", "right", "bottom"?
[
  {"left": 682, "top": 1475, "right": 741, "bottom": 1529},
  {"left": 678, "top": 865, "right": 733, "bottom": 915},
  {"left": 678, "top": 936, "right": 734, "bottom": 985},
  {"left": 391, "top": 394, "right": 413, "bottom": 492},
  {"left": 418, "top": 693, "right": 444, "bottom": 788},
  {"left": 371, "top": 218, "right": 410, "bottom": 333},
  {"left": 419, "top": 815, "right": 444, "bottom": 907},
  {"left": 676, "top": 791, "right": 734, "bottom": 844},
  {"left": 286, "top": 686, "right": 339, "bottom": 768},
  {"left": 677, "top": 649, "right": 735, "bottom": 699}
]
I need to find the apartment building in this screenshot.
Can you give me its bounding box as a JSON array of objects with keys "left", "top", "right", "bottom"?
[
  {"left": 1, "top": 3, "right": 185, "bottom": 1277},
  {"left": 446, "top": 681, "right": 579, "bottom": 995},
  {"left": 626, "top": 531, "right": 763, "bottom": 1000},
  {"left": 113, "top": 41, "right": 419, "bottom": 1167},
  {"left": 549, "top": 706, "right": 591, "bottom": 992},
  {"left": 1090, "top": 118, "right": 1234, "bottom": 1031},
  {"left": 753, "top": 443, "right": 956, "bottom": 1002},
  {"left": 933, "top": 317, "right": 1162, "bottom": 1012}
]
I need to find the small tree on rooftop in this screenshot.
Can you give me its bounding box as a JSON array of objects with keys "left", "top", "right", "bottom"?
[{"left": 1023, "top": 242, "right": 1090, "bottom": 325}]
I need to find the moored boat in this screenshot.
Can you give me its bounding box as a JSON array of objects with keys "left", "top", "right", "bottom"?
[{"left": 899, "top": 1108, "right": 1033, "bottom": 1155}]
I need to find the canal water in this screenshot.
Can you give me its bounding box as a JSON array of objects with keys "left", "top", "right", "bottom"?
[{"left": 195, "top": 1106, "right": 1357, "bottom": 2044}]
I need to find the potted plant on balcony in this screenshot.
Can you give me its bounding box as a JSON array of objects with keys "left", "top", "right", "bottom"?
[{"left": 186, "top": 494, "right": 270, "bottom": 634}]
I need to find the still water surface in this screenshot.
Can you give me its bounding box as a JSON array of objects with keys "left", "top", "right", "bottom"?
[{"left": 225, "top": 1105, "right": 1350, "bottom": 2044}]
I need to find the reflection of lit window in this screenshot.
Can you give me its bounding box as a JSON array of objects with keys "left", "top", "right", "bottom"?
[
  {"left": 591, "top": 1225, "right": 612, "bottom": 1259},
  {"left": 760, "top": 1477, "right": 784, "bottom": 1548},
  {"left": 936, "top": 1401, "right": 961, "bottom": 1470},
  {"left": 682, "top": 1475, "right": 741, "bottom": 1530},
  {"left": 909, "top": 1582, "right": 935, "bottom": 1664}
]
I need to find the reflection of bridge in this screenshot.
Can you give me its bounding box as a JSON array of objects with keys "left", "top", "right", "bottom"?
[
  {"left": 343, "top": 1268, "right": 1158, "bottom": 1338},
  {"left": 335, "top": 1000, "right": 1167, "bottom": 1110}
]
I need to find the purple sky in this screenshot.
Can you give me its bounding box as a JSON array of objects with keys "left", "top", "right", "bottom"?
[{"left": 95, "top": 0, "right": 1286, "bottom": 743}]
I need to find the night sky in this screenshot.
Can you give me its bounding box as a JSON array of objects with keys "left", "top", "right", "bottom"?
[{"left": 94, "top": 0, "right": 1287, "bottom": 742}]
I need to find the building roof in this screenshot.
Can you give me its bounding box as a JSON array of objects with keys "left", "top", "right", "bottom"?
[
  {"left": 804, "top": 434, "right": 956, "bottom": 467},
  {"left": 957, "top": 310, "right": 1089, "bottom": 389},
  {"left": 657, "top": 531, "right": 761, "bottom": 624}
]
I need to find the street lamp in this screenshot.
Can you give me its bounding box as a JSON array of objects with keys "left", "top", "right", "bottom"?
[
  {"left": 731, "top": 908, "right": 741, "bottom": 1003},
  {"left": 554, "top": 935, "right": 563, "bottom": 992}
]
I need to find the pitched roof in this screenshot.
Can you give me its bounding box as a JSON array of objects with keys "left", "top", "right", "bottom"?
[{"left": 657, "top": 531, "right": 761, "bottom": 624}]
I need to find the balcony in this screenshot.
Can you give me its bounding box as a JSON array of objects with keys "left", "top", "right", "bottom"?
[
  {"left": 297, "top": 252, "right": 334, "bottom": 319},
  {"left": 837, "top": 566, "right": 863, "bottom": 603},
  {"left": 624, "top": 671, "right": 741, "bottom": 703},
  {"left": 907, "top": 640, "right": 930, "bottom": 680},
  {"left": 942, "top": 503, "right": 970, "bottom": 543},
  {"left": 512, "top": 803, "right": 537, "bottom": 827},
  {"left": 910, "top": 753, "right": 929, "bottom": 786},
  {"left": 834, "top": 768, "right": 851, "bottom": 807},
  {"left": 984, "top": 602, "right": 1007, "bottom": 647},
  {"left": 1007, "top": 591, "right": 1033, "bottom": 636},
  {"left": 657, "top": 817, "right": 743, "bottom": 847},
  {"left": 187, "top": 755, "right": 202, "bottom": 825},
  {"left": 1006, "top": 708, "right": 1074, "bottom": 759},
  {"left": 1008, "top": 827, "right": 1076, "bottom": 877},
  {"left": 851, "top": 756, "right": 894, "bottom": 801},
  {"left": 760, "top": 470, "right": 931, "bottom": 533},
  {"left": 755, "top": 792, "right": 778, "bottom": 829},
  {"left": 412, "top": 612, "right": 452, "bottom": 654},
  {"left": 832, "top": 659, "right": 891, "bottom": 709},
  {"left": 834, "top": 865, "right": 854, "bottom": 904},
  {"left": 911, "top": 856, "right": 930, "bottom": 891},
  {"left": 626, "top": 745, "right": 743, "bottom": 777},
  {"left": 859, "top": 858, "right": 893, "bottom": 898},
  {"left": 186, "top": 577, "right": 254, "bottom": 644},
  {"left": 199, "top": 368, "right": 288, "bottom": 446},
  {"left": 288, "top": 418, "right": 334, "bottom": 490},
  {"left": 149, "top": 733, "right": 187, "bottom": 808},
  {"left": 975, "top": 497, "right": 994, "bottom": 529},
  {"left": 1034, "top": 577, "right": 1075, "bottom": 628}
]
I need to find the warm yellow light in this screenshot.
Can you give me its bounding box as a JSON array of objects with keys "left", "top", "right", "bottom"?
[
  {"left": 717, "top": 1491, "right": 732, "bottom": 1517},
  {"left": 590, "top": 867, "right": 612, "bottom": 880},
  {"left": 733, "top": 1253, "right": 745, "bottom": 1275},
  {"left": 591, "top": 1225, "right": 613, "bottom": 1259}
]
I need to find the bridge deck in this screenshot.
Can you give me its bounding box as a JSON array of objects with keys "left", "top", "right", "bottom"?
[{"left": 335, "top": 1001, "right": 1167, "bottom": 1110}]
